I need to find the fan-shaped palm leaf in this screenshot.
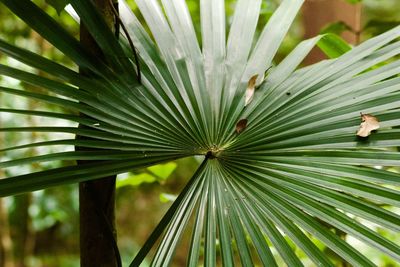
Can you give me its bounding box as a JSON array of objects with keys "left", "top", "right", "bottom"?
[{"left": 1, "top": 0, "right": 400, "bottom": 266}]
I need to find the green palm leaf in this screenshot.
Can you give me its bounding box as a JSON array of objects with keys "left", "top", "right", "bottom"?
[{"left": 1, "top": 0, "right": 400, "bottom": 265}]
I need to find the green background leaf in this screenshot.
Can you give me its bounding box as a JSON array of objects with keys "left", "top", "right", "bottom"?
[{"left": 45, "top": 0, "right": 70, "bottom": 14}]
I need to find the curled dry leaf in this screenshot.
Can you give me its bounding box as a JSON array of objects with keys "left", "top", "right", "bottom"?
[
  {"left": 236, "top": 119, "right": 248, "bottom": 134},
  {"left": 356, "top": 113, "right": 380, "bottom": 137},
  {"left": 244, "top": 75, "right": 258, "bottom": 106}
]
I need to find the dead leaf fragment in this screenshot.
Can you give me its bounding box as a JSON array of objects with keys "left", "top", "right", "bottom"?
[
  {"left": 245, "top": 75, "right": 258, "bottom": 106},
  {"left": 357, "top": 113, "right": 379, "bottom": 137},
  {"left": 236, "top": 119, "right": 248, "bottom": 134}
]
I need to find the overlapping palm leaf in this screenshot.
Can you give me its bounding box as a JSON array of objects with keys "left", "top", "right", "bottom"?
[{"left": 1, "top": 0, "right": 400, "bottom": 265}]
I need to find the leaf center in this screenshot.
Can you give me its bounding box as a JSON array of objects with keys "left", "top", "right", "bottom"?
[{"left": 205, "top": 147, "right": 221, "bottom": 159}]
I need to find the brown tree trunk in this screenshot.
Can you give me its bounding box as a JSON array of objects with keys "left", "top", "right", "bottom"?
[
  {"left": 302, "top": 0, "right": 362, "bottom": 64},
  {"left": 0, "top": 199, "right": 5, "bottom": 267},
  {"left": 79, "top": 178, "right": 117, "bottom": 267},
  {"left": 0, "top": 198, "right": 13, "bottom": 267},
  {"left": 8, "top": 195, "right": 31, "bottom": 267},
  {"left": 78, "top": 1, "right": 119, "bottom": 266},
  {"left": 0, "top": 116, "right": 13, "bottom": 267}
]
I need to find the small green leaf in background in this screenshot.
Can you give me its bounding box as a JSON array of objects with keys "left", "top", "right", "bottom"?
[
  {"left": 317, "top": 33, "right": 352, "bottom": 58},
  {"left": 116, "top": 173, "right": 156, "bottom": 188},
  {"left": 46, "top": 0, "right": 70, "bottom": 14},
  {"left": 116, "top": 162, "right": 177, "bottom": 189},
  {"left": 320, "top": 21, "right": 353, "bottom": 36},
  {"left": 364, "top": 20, "right": 400, "bottom": 36},
  {"left": 159, "top": 193, "right": 177, "bottom": 203},
  {"left": 345, "top": 0, "right": 362, "bottom": 4},
  {"left": 147, "top": 162, "right": 177, "bottom": 180}
]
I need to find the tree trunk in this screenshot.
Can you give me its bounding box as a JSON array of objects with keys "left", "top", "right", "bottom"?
[
  {"left": 302, "top": 0, "right": 362, "bottom": 64},
  {"left": 8, "top": 195, "right": 31, "bottom": 267},
  {"left": 78, "top": 1, "right": 118, "bottom": 266},
  {"left": 79, "top": 178, "right": 117, "bottom": 267},
  {"left": 0, "top": 118, "right": 13, "bottom": 267},
  {"left": 0, "top": 198, "right": 13, "bottom": 267},
  {"left": 0, "top": 199, "right": 5, "bottom": 267}
]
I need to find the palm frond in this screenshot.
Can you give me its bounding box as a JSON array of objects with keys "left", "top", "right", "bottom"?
[{"left": 1, "top": 0, "right": 400, "bottom": 265}]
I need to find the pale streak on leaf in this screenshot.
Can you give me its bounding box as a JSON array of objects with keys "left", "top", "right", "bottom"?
[
  {"left": 357, "top": 113, "right": 380, "bottom": 137},
  {"left": 236, "top": 119, "right": 248, "bottom": 134},
  {"left": 244, "top": 74, "right": 258, "bottom": 106}
]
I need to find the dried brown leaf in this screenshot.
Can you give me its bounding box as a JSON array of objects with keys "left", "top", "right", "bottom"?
[
  {"left": 236, "top": 119, "right": 248, "bottom": 134},
  {"left": 244, "top": 75, "right": 258, "bottom": 106},
  {"left": 356, "top": 113, "right": 380, "bottom": 137}
]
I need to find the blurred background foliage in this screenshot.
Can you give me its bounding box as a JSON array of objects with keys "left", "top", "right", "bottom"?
[{"left": 0, "top": 0, "right": 399, "bottom": 266}]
